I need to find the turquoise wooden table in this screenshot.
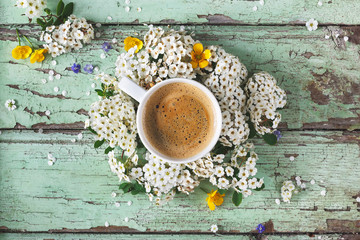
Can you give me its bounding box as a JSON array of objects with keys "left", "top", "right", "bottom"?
[{"left": 1, "top": 0, "right": 360, "bottom": 239}]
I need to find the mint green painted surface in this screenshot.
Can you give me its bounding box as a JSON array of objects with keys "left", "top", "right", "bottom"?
[
  {"left": 0, "top": 25, "right": 359, "bottom": 129},
  {"left": 1, "top": 0, "right": 360, "bottom": 25},
  {"left": 0, "top": 131, "right": 359, "bottom": 233},
  {"left": 0, "top": 233, "right": 353, "bottom": 240}
]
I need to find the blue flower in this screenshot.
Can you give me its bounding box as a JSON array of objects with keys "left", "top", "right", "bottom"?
[
  {"left": 84, "top": 64, "right": 94, "bottom": 74},
  {"left": 71, "top": 63, "right": 81, "bottom": 73},
  {"left": 256, "top": 224, "right": 265, "bottom": 234},
  {"left": 273, "top": 130, "right": 282, "bottom": 141},
  {"left": 102, "top": 42, "right": 112, "bottom": 52}
]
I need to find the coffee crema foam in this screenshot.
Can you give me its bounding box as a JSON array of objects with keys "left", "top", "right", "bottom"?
[{"left": 143, "top": 82, "right": 215, "bottom": 159}]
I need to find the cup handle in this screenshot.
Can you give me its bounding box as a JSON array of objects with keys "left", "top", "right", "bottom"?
[{"left": 118, "top": 77, "right": 147, "bottom": 102}]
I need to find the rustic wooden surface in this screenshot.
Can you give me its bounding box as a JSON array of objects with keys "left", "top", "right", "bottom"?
[{"left": 0, "top": 0, "right": 360, "bottom": 239}]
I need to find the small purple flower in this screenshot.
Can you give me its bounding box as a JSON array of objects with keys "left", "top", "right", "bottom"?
[
  {"left": 71, "top": 63, "right": 81, "bottom": 73},
  {"left": 256, "top": 224, "right": 265, "bottom": 234},
  {"left": 273, "top": 130, "right": 282, "bottom": 141},
  {"left": 84, "top": 64, "right": 94, "bottom": 74},
  {"left": 102, "top": 42, "right": 112, "bottom": 52}
]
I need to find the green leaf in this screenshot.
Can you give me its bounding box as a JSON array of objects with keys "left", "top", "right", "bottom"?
[
  {"left": 217, "top": 189, "right": 226, "bottom": 195},
  {"left": 53, "top": 18, "right": 62, "bottom": 26},
  {"left": 134, "top": 182, "right": 146, "bottom": 192},
  {"left": 94, "top": 139, "right": 105, "bottom": 148},
  {"left": 122, "top": 183, "right": 133, "bottom": 193},
  {"left": 119, "top": 182, "right": 129, "bottom": 190},
  {"left": 46, "top": 18, "right": 54, "bottom": 27},
  {"left": 36, "top": 18, "right": 45, "bottom": 27},
  {"left": 95, "top": 89, "right": 104, "bottom": 96},
  {"left": 131, "top": 189, "right": 140, "bottom": 195},
  {"left": 262, "top": 133, "right": 277, "bottom": 145},
  {"left": 254, "top": 183, "right": 265, "bottom": 191},
  {"left": 232, "top": 191, "right": 243, "bottom": 206},
  {"left": 56, "top": 0, "right": 65, "bottom": 16},
  {"left": 43, "top": 8, "right": 51, "bottom": 14},
  {"left": 248, "top": 121, "right": 256, "bottom": 138},
  {"left": 87, "top": 127, "right": 97, "bottom": 135},
  {"left": 105, "top": 146, "right": 115, "bottom": 154},
  {"left": 62, "top": 2, "right": 74, "bottom": 20}
]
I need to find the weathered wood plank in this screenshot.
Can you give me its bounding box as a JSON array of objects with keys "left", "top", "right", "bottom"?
[
  {"left": 0, "top": 130, "right": 359, "bottom": 233},
  {"left": 0, "top": 233, "right": 357, "bottom": 240},
  {"left": 1, "top": 0, "right": 360, "bottom": 25},
  {"left": 0, "top": 25, "right": 359, "bottom": 130}
]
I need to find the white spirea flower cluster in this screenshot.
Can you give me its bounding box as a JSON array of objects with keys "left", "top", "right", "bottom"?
[
  {"left": 15, "top": 0, "right": 46, "bottom": 19},
  {"left": 246, "top": 72, "right": 287, "bottom": 135},
  {"left": 87, "top": 26, "right": 287, "bottom": 204},
  {"left": 115, "top": 26, "right": 196, "bottom": 88},
  {"left": 281, "top": 180, "right": 296, "bottom": 203},
  {"left": 186, "top": 143, "right": 263, "bottom": 198},
  {"left": 40, "top": 15, "right": 94, "bottom": 57},
  {"left": 202, "top": 47, "right": 249, "bottom": 147},
  {"left": 86, "top": 73, "right": 137, "bottom": 155}
]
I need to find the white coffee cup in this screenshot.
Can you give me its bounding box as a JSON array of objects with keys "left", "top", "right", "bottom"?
[{"left": 118, "top": 77, "right": 222, "bottom": 164}]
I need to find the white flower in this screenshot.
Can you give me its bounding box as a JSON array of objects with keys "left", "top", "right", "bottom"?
[
  {"left": 237, "top": 178, "right": 247, "bottom": 190},
  {"left": 214, "top": 166, "right": 224, "bottom": 177},
  {"left": 306, "top": 18, "right": 318, "bottom": 31},
  {"left": 225, "top": 166, "right": 234, "bottom": 177},
  {"left": 5, "top": 99, "right": 16, "bottom": 111},
  {"left": 248, "top": 178, "right": 257, "bottom": 189},
  {"left": 210, "top": 224, "right": 218, "bottom": 233}
]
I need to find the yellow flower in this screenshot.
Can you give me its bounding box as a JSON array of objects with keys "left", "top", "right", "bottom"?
[
  {"left": 190, "top": 43, "right": 211, "bottom": 69},
  {"left": 30, "top": 49, "right": 47, "bottom": 64},
  {"left": 12, "top": 46, "right": 32, "bottom": 60},
  {"left": 124, "top": 37, "right": 143, "bottom": 53},
  {"left": 206, "top": 190, "right": 225, "bottom": 211}
]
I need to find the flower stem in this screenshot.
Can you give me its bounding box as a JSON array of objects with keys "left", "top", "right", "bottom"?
[
  {"left": 23, "top": 35, "right": 34, "bottom": 49},
  {"left": 16, "top": 29, "right": 21, "bottom": 46}
]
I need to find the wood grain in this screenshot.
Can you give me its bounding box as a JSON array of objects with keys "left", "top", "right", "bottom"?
[
  {"left": 1, "top": 0, "right": 360, "bottom": 25},
  {"left": 0, "top": 130, "right": 359, "bottom": 233},
  {"left": 0, "top": 25, "right": 359, "bottom": 130},
  {"left": 1, "top": 233, "right": 359, "bottom": 240}
]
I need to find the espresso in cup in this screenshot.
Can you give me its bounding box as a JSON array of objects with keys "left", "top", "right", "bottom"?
[{"left": 142, "top": 82, "right": 215, "bottom": 159}]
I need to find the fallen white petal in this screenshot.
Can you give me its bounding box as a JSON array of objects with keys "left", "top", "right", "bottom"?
[
  {"left": 112, "top": 38, "right": 117, "bottom": 43},
  {"left": 289, "top": 156, "right": 295, "bottom": 161},
  {"left": 125, "top": 6, "right": 130, "bottom": 12},
  {"left": 344, "top": 36, "right": 349, "bottom": 42},
  {"left": 41, "top": 78, "right": 47, "bottom": 84},
  {"left": 275, "top": 199, "right": 280, "bottom": 205},
  {"left": 86, "top": 91, "right": 91, "bottom": 96},
  {"left": 48, "top": 75, "right": 54, "bottom": 81},
  {"left": 96, "top": 32, "right": 101, "bottom": 38},
  {"left": 325, "top": 35, "right": 330, "bottom": 39},
  {"left": 318, "top": 1, "right": 322, "bottom": 6},
  {"left": 356, "top": 197, "right": 360, "bottom": 202},
  {"left": 71, "top": 138, "right": 76, "bottom": 143},
  {"left": 48, "top": 160, "right": 54, "bottom": 166},
  {"left": 310, "top": 179, "right": 315, "bottom": 185},
  {"left": 62, "top": 90, "right": 67, "bottom": 96},
  {"left": 125, "top": 0, "right": 130, "bottom": 4},
  {"left": 94, "top": 67, "right": 99, "bottom": 72},
  {"left": 252, "top": 6, "right": 258, "bottom": 11},
  {"left": 107, "top": 16, "right": 113, "bottom": 20},
  {"left": 105, "top": 221, "right": 109, "bottom": 227},
  {"left": 115, "top": 202, "right": 120, "bottom": 207},
  {"left": 51, "top": 60, "right": 57, "bottom": 66},
  {"left": 54, "top": 87, "right": 59, "bottom": 92},
  {"left": 100, "top": 53, "right": 106, "bottom": 59},
  {"left": 95, "top": 23, "right": 101, "bottom": 28},
  {"left": 124, "top": 217, "right": 129, "bottom": 222},
  {"left": 55, "top": 74, "right": 61, "bottom": 80},
  {"left": 320, "top": 190, "right": 326, "bottom": 196},
  {"left": 49, "top": 70, "right": 54, "bottom": 76},
  {"left": 259, "top": 0, "right": 264, "bottom": 6},
  {"left": 137, "top": 7, "right": 142, "bottom": 12},
  {"left": 45, "top": 110, "right": 51, "bottom": 116},
  {"left": 77, "top": 133, "right": 83, "bottom": 140},
  {"left": 127, "top": 201, "right": 132, "bottom": 206}
]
